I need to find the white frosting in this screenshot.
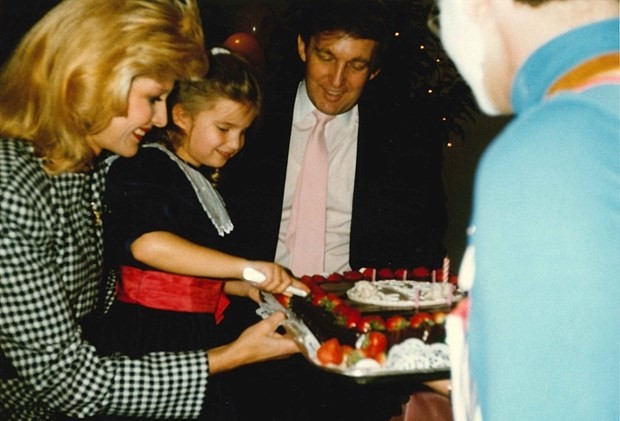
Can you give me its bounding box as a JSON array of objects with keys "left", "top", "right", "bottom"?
[{"left": 347, "top": 280, "right": 457, "bottom": 308}]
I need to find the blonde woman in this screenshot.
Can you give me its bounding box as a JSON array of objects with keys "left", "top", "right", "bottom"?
[{"left": 0, "top": 1, "right": 299, "bottom": 419}]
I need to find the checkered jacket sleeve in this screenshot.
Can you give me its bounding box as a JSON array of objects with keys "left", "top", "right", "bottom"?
[{"left": 0, "top": 139, "right": 208, "bottom": 419}]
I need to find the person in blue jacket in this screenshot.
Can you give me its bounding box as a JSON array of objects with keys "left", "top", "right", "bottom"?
[{"left": 435, "top": 0, "right": 620, "bottom": 419}]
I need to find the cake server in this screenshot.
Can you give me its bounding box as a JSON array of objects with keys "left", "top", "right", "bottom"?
[{"left": 242, "top": 267, "right": 308, "bottom": 297}]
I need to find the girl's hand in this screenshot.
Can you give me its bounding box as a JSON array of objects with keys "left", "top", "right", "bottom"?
[
  {"left": 243, "top": 261, "right": 310, "bottom": 296},
  {"left": 223, "top": 280, "right": 262, "bottom": 303}
]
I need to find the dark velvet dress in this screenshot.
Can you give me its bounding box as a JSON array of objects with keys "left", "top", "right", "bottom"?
[{"left": 98, "top": 144, "right": 237, "bottom": 421}]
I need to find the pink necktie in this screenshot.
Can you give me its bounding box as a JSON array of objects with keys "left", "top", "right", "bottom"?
[{"left": 286, "top": 110, "right": 335, "bottom": 276}]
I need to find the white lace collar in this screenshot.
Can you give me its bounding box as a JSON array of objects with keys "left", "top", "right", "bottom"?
[{"left": 144, "top": 143, "right": 233, "bottom": 237}]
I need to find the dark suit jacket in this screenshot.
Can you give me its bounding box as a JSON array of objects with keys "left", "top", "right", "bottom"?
[{"left": 219, "top": 81, "right": 447, "bottom": 271}]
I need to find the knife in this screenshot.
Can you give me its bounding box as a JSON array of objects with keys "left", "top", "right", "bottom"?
[{"left": 242, "top": 267, "right": 308, "bottom": 297}]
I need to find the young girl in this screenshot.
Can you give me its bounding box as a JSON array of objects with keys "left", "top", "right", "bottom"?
[{"left": 99, "top": 49, "right": 308, "bottom": 420}]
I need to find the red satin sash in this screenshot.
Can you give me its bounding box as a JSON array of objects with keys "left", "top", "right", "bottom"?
[{"left": 116, "top": 266, "right": 230, "bottom": 323}]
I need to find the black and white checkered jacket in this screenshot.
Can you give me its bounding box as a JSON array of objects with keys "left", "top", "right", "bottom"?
[{"left": 0, "top": 138, "right": 208, "bottom": 420}]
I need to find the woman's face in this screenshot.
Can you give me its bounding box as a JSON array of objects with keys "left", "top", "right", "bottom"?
[
  {"left": 174, "top": 97, "right": 257, "bottom": 168},
  {"left": 87, "top": 76, "right": 174, "bottom": 157}
]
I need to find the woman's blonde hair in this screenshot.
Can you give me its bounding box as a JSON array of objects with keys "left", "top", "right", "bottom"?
[{"left": 0, "top": 0, "right": 208, "bottom": 174}]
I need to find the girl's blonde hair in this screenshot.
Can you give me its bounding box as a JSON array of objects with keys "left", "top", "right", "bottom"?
[{"left": 0, "top": 0, "right": 208, "bottom": 174}]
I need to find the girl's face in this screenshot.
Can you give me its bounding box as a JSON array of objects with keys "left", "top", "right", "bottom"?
[
  {"left": 87, "top": 76, "right": 173, "bottom": 157},
  {"left": 174, "top": 97, "right": 257, "bottom": 168}
]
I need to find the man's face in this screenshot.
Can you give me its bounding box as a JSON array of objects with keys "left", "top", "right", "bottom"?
[
  {"left": 298, "top": 32, "right": 380, "bottom": 116},
  {"left": 438, "top": 0, "right": 502, "bottom": 115}
]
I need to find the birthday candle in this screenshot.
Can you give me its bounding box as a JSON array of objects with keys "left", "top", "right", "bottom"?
[
  {"left": 443, "top": 257, "right": 450, "bottom": 283},
  {"left": 372, "top": 268, "right": 376, "bottom": 282},
  {"left": 432, "top": 270, "right": 436, "bottom": 284},
  {"left": 415, "top": 288, "right": 420, "bottom": 309}
]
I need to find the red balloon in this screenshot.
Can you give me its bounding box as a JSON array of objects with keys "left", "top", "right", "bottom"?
[{"left": 223, "top": 32, "right": 265, "bottom": 73}]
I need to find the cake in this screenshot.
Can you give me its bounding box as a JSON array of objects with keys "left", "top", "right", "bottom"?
[{"left": 272, "top": 267, "right": 460, "bottom": 372}]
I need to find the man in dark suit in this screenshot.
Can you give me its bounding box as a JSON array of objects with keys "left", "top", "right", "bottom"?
[
  {"left": 216, "top": 2, "right": 448, "bottom": 420},
  {"left": 220, "top": 0, "right": 447, "bottom": 276}
]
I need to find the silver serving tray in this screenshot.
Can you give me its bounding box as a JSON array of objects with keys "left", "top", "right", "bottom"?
[{"left": 258, "top": 293, "right": 452, "bottom": 384}]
